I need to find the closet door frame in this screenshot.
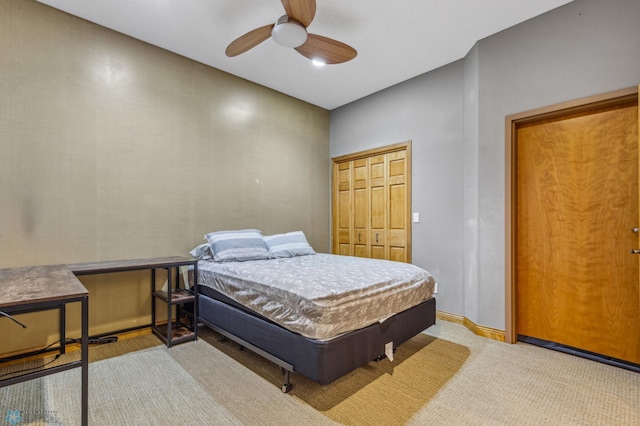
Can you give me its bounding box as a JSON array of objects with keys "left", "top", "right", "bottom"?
[
  {"left": 504, "top": 86, "right": 639, "bottom": 344},
  {"left": 331, "top": 141, "right": 412, "bottom": 263}
]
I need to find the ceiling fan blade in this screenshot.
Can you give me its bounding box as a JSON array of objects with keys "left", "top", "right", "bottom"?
[
  {"left": 281, "top": 0, "right": 316, "bottom": 27},
  {"left": 225, "top": 24, "right": 274, "bottom": 57},
  {"left": 295, "top": 34, "right": 357, "bottom": 65}
]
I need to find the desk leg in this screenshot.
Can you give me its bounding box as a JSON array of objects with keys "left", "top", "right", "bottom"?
[
  {"left": 151, "top": 269, "right": 156, "bottom": 334},
  {"left": 193, "top": 262, "right": 198, "bottom": 340},
  {"left": 60, "top": 305, "right": 66, "bottom": 354},
  {"left": 81, "top": 296, "right": 89, "bottom": 426},
  {"left": 166, "top": 268, "right": 172, "bottom": 347}
]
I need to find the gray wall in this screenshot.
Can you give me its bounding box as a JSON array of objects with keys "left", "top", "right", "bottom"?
[
  {"left": 0, "top": 0, "right": 329, "bottom": 352},
  {"left": 330, "top": 61, "right": 466, "bottom": 319},
  {"left": 330, "top": 0, "right": 640, "bottom": 330}
]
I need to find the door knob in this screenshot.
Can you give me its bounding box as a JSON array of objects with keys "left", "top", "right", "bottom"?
[
  {"left": 632, "top": 228, "right": 640, "bottom": 233},
  {"left": 630, "top": 249, "right": 640, "bottom": 254}
]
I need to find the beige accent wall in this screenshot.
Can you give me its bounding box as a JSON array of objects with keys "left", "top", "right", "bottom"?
[{"left": 0, "top": 0, "right": 329, "bottom": 354}]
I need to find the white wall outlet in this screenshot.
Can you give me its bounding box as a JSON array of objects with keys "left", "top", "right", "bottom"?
[
  {"left": 434, "top": 283, "right": 438, "bottom": 294},
  {"left": 412, "top": 212, "right": 420, "bottom": 223}
]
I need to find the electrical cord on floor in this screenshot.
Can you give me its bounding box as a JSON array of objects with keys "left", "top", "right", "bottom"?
[
  {"left": 67, "top": 336, "right": 119, "bottom": 345},
  {"left": 0, "top": 353, "right": 61, "bottom": 379},
  {"left": 0, "top": 339, "right": 64, "bottom": 363},
  {"left": 0, "top": 335, "right": 118, "bottom": 364},
  {"left": 0, "top": 334, "right": 119, "bottom": 382}
]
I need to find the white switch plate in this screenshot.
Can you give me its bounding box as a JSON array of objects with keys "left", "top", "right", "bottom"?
[{"left": 412, "top": 212, "right": 420, "bottom": 223}]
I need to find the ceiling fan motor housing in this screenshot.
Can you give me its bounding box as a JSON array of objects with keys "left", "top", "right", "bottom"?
[
  {"left": 225, "top": 1, "right": 356, "bottom": 65},
  {"left": 271, "top": 15, "right": 308, "bottom": 48}
]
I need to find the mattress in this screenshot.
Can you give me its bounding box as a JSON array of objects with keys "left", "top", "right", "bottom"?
[{"left": 197, "top": 253, "right": 436, "bottom": 340}]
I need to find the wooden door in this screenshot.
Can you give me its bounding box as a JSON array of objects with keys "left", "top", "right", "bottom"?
[
  {"left": 332, "top": 142, "right": 412, "bottom": 263},
  {"left": 352, "top": 158, "right": 369, "bottom": 257},
  {"left": 516, "top": 98, "right": 640, "bottom": 364},
  {"left": 369, "top": 154, "right": 387, "bottom": 259},
  {"left": 336, "top": 161, "right": 352, "bottom": 256},
  {"left": 388, "top": 150, "right": 409, "bottom": 262}
]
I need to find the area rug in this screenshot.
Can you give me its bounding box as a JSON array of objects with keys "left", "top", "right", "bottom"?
[
  {"left": 1, "top": 343, "right": 240, "bottom": 425},
  {"left": 198, "top": 328, "right": 470, "bottom": 425}
]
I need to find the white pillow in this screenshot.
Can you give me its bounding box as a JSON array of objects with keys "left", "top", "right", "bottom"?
[
  {"left": 263, "top": 231, "right": 316, "bottom": 258},
  {"left": 189, "top": 243, "right": 212, "bottom": 260},
  {"left": 205, "top": 229, "right": 270, "bottom": 262}
]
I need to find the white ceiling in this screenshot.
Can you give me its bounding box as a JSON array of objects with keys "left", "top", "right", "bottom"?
[{"left": 36, "top": 0, "right": 574, "bottom": 110}]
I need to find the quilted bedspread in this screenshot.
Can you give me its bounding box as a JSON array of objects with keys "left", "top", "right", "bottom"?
[{"left": 197, "top": 254, "right": 436, "bottom": 340}]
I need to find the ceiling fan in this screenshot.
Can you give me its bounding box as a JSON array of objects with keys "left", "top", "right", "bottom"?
[{"left": 225, "top": 0, "right": 357, "bottom": 65}]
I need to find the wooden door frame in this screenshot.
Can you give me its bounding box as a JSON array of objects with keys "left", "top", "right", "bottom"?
[
  {"left": 331, "top": 141, "right": 412, "bottom": 262},
  {"left": 504, "top": 87, "right": 639, "bottom": 344}
]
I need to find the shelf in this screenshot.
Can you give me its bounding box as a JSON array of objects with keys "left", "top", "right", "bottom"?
[
  {"left": 153, "top": 288, "right": 194, "bottom": 304},
  {"left": 153, "top": 322, "right": 196, "bottom": 345},
  {"left": 150, "top": 261, "right": 198, "bottom": 347}
]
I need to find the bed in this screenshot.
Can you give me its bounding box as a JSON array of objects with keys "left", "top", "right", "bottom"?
[{"left": 190, "top": 229, "right": 437, "bottom": 392}]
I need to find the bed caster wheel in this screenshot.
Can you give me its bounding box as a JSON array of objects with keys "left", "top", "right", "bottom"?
[{"left": 280, "top": 368, "right": 292, "bottom": 392}]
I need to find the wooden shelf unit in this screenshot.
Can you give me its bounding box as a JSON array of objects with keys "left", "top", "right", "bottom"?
[
  {"left": 69, "top": 256, "right": 199, "bottom": 348},
  {"left": 149, "top": 259, "right": 198, "bottom": 347}
]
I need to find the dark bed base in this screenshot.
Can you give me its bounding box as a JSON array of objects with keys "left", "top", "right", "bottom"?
[{"left": 196, "top": 287, "right": 436, "bottom": 391}]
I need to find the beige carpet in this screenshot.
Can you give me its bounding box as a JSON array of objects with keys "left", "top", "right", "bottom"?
[
  {"left": 1, "top": 321, "right": 638, "bottom": 425},
  {"left": 200, "top": 330, "right": 470, "bottom": 425}
]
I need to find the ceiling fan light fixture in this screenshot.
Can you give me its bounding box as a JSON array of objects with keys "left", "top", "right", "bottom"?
[
  {"left": 271, "top": 15, "right": 307, "bottom": 48},
  {"left": 312, "top": 58, "right": 326, "bottom": 67}
]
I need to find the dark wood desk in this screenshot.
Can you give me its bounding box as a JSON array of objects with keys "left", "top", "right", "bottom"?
[
  {"left": 0, "top": 265, "right": 89, "bottom": 426},
  {"left": 68, "top": 256, "right": 195, "bottom": 276},
  {"left": 68, "top": 256, "right": 198, "bottom": 347},
  {"left": 0, "top": 256, "right": 197, "bottom": 426}
]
